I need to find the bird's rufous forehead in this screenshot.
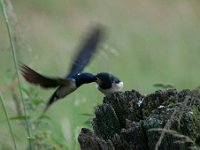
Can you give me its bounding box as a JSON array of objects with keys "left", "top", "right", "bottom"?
[{"left": 95, "top": 77, "right": 102, "bottom": 84}]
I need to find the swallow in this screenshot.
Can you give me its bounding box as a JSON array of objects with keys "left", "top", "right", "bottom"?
[
  {"left": 20, "top": 26, "right": 104, "bottom": 112},
  {"left": 95, "top": 72, "right": 123, "bottom": 95}
]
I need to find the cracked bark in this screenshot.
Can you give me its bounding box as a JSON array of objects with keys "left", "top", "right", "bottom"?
[{"left": 78, "top": 89, "right": 200, "bottom": 150}]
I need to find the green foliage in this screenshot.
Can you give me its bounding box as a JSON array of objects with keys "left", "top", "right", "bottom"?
[
  {"left": 0, "top": 0, "right": 33, "bottom": 148},
  {"left": 10, "top": 86, "right": 70, "bottom": 149}
]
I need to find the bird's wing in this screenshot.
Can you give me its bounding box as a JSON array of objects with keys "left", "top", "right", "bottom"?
[
  {"left": 66, "top": 26, "right": 104, "bottom": 78},
  {"left": 20, "top": 64, "right": 70, "bottom": 88}
]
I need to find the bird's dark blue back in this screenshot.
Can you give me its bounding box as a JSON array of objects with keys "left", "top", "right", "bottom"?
[{"left": 74, "top": 73, "right": 96, "bottom": 87}]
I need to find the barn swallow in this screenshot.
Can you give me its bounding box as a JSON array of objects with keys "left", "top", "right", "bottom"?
[
  {"left": 95, "top": 72, "right": 123, "bottom": 95},
  {"left": 21, "top": 26, "right": 103, "bottom": 112}
]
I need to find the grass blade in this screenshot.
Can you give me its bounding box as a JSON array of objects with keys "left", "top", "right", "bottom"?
[
  {"left": 0, "top": 94, "right": 17, "bottom": 150},
  {"left": 0, "top": 0, "right": 33, "bottom": 149}
]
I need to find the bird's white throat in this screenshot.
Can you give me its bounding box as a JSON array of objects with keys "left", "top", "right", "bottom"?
[{"left": 97, "top": 81, "right": 124, "bottom": 95}]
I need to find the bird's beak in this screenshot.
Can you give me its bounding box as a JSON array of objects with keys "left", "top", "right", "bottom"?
[{"left": 95, "top": 77, "right": 101, "bottom": 84}]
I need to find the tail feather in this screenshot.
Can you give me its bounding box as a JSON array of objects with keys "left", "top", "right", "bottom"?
[{"left": 20, "top": 64, "right": 69, "bottom": 88}]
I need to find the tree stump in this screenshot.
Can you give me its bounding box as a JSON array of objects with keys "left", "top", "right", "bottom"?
[{"left": 78, "top": 89, "right": 200, "bottom": 150}]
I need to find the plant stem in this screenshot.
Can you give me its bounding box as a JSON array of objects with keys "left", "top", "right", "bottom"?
[
  {"left": 0, "top": 0, "right": 33, "bottom": 149},
  {"left": 0, "top": 94, "right": 17, "bottom": 150}
]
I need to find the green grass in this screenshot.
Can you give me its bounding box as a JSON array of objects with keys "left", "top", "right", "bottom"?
[
  {"left": 0, "top": 0, "right": 33, "bottom": 149},
  {"left": 1, "top": 0, "right": 200, "bottom": 149},
  {"left": 0, "top": 94, "right": 17, "bottom": 150}
]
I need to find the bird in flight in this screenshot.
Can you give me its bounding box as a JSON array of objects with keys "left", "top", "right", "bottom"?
[{"left": 20, "top": 26, "right": 123, "bottom": 112}]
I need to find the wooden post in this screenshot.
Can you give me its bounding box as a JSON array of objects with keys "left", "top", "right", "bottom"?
[{"left": 78, "top": 89, "right": 200, "bottom": 150}]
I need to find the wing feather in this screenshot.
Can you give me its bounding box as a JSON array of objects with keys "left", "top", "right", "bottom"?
[{"left": 67, "top": 26, "right": 104, "bottom": 78}]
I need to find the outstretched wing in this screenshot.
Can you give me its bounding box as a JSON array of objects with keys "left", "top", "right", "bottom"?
[
  {"left": 67, "top": 26, "right": 104, "bottom": 78},
  {"left": 20, "top": 64, "right": 70, "bottom": 88}
]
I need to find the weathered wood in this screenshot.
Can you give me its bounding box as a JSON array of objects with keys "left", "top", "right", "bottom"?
[
  {"left": 78, "top": 128, "right": 114, "bottom": 150},
  {"left": 78, "top": 89, "right": 200, "bottom": 150}
]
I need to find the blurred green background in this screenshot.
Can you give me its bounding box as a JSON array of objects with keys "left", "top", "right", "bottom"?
[{"left": 1, "top": 0, "right": 200, "bottom": 149}]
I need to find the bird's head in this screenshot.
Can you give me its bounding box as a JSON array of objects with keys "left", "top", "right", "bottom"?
[
  {"left": 95, "top": 72, "right": 123, "bottom": 95},
  {"left": 95, "top": 72, "right": 113, "bottom": 89}
]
